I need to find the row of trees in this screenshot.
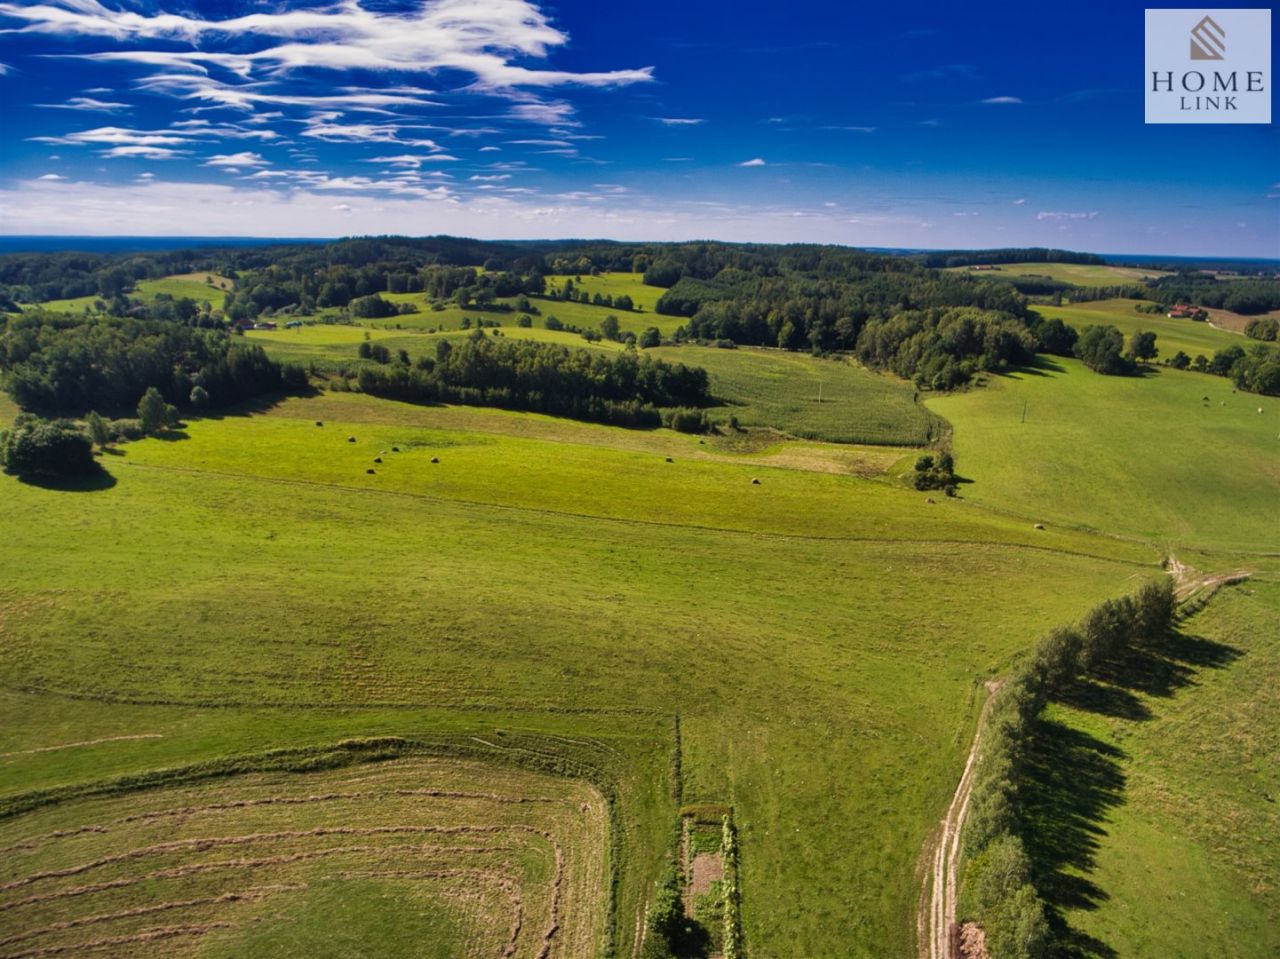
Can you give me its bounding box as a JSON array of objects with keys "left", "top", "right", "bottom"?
[
  {"left": 959, "top": 582, "right": 1176, "bottom": 958},
  {"left": 0, "top": 310, "right": 300, "bottom": 414},
  {"left": 352, "top": 334, "right": 713, "bottom": 429},
  {"left": 1072, "top": 325, "right": 1157, "bottom": 375},
  {"left": 1149, "top": 273, "right": 1280, "bottom": 315}
]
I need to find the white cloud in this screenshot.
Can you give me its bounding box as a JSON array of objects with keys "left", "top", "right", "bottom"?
[
  {"left": 1036, "top": 211, "right": 1098, "bottom": 221},
  {"left": 4, "top": 0, "right": 653, "bottom": 90},
  {"left": 0, "top": 62, "right": 10, "bottom": 75},
  {"left": 39, "top": 96, "right": 131, "bottom": 112},
  {"left": 822, "top": 125, "right": 876, "bottom": 133},
  {"left": 471, "top": 174, "right": 512, "bottom": 181},
  {"left": 32, "top": 126, "right": 190, "bottom": 147},
  {"left": 980, "top": 96, "right": 1023, "bottom": 105},
  {"left": 738, "top": 158, "right": 766, "bottom": 167},
  {"left": 100, "top": 145, "right": 184, "bottom": 159},
  {"left": 204, "top": 151, "right": 269, "bottom": 168},
  {"left": 37, "top": 173, "right": 66, "bottom": 181},
  {"left": 1012, "top": 198, "right": 1026, "bottom": 205},
  {"left": 651, "top": 117, "right": 704, "bottom": 126}
]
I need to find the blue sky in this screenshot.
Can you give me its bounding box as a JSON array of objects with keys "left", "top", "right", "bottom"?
[{"left": 0, "top": 0, "right": 1276, "bottom": 255}]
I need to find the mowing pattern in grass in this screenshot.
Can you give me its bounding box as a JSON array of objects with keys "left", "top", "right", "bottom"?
[
  {"left": 650, "top": 345, "right": 941, "bottom": 445},
  {"left": 928, "top": 357, "right": 1280, "bottom": 553},
  {"left": 1034, "top": 581, "right": 1280, "bottom": 958},
  {"left": 0, "top": 756, "right": 609, "bottom": 959}
]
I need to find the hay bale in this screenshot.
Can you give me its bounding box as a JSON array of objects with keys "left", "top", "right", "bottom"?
[
  {"left": 430, "top": 456, "right": 440, "bottom": 464},
  {"left": 926, "top": 497, "right": 936, "bottom": 504},
  {"left": 347, "top": 436, "right": 356, "bottom": 443},
  {"left": 315, "top": 421, "right": 324, "bottom": 427},
  {"left": 392, "top": 446, "right": 400, "bottom": 452},
  {"left": 366, "top": 468, "right": 376, "bottom": 475},
  {"left": 1034, "top": 523, "right": 1045, "bottom": 530},
  {"left": 751, "top": 477, "right": 761, "bottom": 485},
  {"left": 665, "top": 457, "right": 674, "bottom": 463},
  {"left": 373, "top": 456, "right": 382, "bottom": 464}
]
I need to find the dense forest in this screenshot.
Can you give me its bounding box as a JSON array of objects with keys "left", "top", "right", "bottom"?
[
  {"left": 1146, "top": 273, "right": 1280, "bottom": 315},
  {"left": 0, "top": 310, "right": 298, "bottom": 414}
]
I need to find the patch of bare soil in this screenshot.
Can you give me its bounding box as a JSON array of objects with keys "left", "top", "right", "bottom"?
[
  {"left": 688, "top": 853, "right": 723, "bottom": 899},
  {"left": 957, "top": 922, "right": 990, "bottom": 959}
]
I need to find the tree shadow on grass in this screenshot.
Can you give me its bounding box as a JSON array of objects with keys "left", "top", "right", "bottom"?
[
  {"left": 997, "top": 355, "right": 1067, "bottom": 379},
  {"left": 1028, "top": 623, "right": 1243, "bottom": 958},
  {"left": 15, "top": 467, "right": 117, "bottom": 492}
]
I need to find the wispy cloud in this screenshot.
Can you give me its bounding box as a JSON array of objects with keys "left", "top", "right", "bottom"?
[
  {"left": 39, "top": 96, "right": 130, "bottom": 112},
  {"left": 36, "top": 173, "right": 65, "bottom": 181},
  {"left": 650, "top": 117, "right": 704, "bottom": 126},
  {"left": 738, "top": 157, "right": 766, "bottom": 167},
  {"left": 1037, "top": 210, "right": 1098, "bottom": 221},
  {"left": 900, "top": 63, "right": 975, "bottom": 84},
  {"left": 1012, "top": 198, "right": 1026, "bottom": 205},
  {"left": 822, "top": 125, "right": 877, "bottom": 133},
  {"left": 980, "top": 96, "right": 1023, "bottom": 105}
]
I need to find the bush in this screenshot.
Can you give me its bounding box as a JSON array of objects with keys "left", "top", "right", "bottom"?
[
  {"left": 1073, "top": 325, "right": 1135, "bottom": 375},
  {"left": 1244, "top": 316, "right": 1279, "bottom": 341},
  {"left": 137, "top": 386, "right": 168, "bottom": 434},
  {"left": 638, "top": 327, "right": 661, "bottom": 348},
  {"left": 189, "top": 385, "right": 210, "bottom": 410},
  {"left": 0, "top": 418, "right": 97, "bottom": 478},
  {"left": 663, "top": 407, "right": 712, "bottom": 434}
]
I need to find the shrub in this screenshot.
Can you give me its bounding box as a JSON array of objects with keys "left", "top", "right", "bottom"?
[
  {"left": 0, "top": 418, "right": 97, "bottom": 478},
  {"left": 663, "top": 407, "right": 712, "bottom": 434},
  {"left": 84, "top": 410, "right": 112, "bottom": 446},
  {"left": 638, "top": 327, "right": 661, "bottom": 349},
  {"left": 1073, "top": 325, "right": 1135, "bottom": 375},
  {"left": 189, "top": 385, "right": 210, "bottom": 410}
]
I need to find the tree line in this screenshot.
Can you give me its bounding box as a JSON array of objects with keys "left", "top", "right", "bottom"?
[
  {"left": 352, "top": 333, "right": 713, "bottom": 430},
  {"left": 959, "top": 581, "right": 1177, "bottom": 959}
]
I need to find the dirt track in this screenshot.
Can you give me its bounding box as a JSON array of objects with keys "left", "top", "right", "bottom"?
[{"left": 917, "top": 681, "right": 1001, "bottom": 959}]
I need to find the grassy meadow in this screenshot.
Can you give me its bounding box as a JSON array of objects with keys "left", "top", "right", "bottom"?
[
  {"left": 0, "top": 386, "right": 1158, "bottom": 958},
  {"left": 928, "top": 357, "right": 1280, "bottom": 554},
  {"left": 945, "top": 263, "right": 1170, "bottom": 285},
  {"left": 39, "top": 273, "right": 233, "bottom": 313}
]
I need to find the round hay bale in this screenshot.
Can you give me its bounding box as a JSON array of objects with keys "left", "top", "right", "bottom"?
[
  {"left": 392, "top": 446, "right": 400, "bottom": 452},
  {"left": 347, "top": 436, "right": 357, "bottom": 443},
  {"left": 373, "top": 456, "right": 382, "bottom": 463},
  {"left": 926, "top": 497, "right": 936, "bottom": 504},
  {"left": 665, "top": 457, "right": 674, "bottom": 463},
  {"left": 366, "top": 468, "right": 376, "bottom": 475},
  {"left": 430, "top": 456, "right": 440, "bottom": 464},
  {"left": 315, "top": 421, "right": 324, "bottom": 427},
  {"left": 750, "top": 477, "right": 761, "bottom": 485},
  {"left": 1034, "top": 523, "right": 1045, "bottom": 530}
]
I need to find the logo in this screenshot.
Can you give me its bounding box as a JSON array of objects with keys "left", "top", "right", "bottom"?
[
  {"left": 1189, "top": 15, "right": 1225, "bottom": 60},
  {"left": 1146, "top": 9, "right": 1271, "bottom": 124}
]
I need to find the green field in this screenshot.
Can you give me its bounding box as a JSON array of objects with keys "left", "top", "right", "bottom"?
[
  {"left": 1041, "top": 580, "right": 1280, "bottom": 957},
  {"left": 0, "top": 387, "right": 1158, "bottom": 958},
  {"left": 39, "top": 273, "right": 233, "bottom": 313},
  {"left": 928, "top": 357, "right": 1280, "bottom": 554},
  {"left": 650, "top": 344, "right": 941, "bottom": 445},
  {"left": 945, "top": 263, "right": 1170, "bottom": 285},
  {"left": 1036, "top": 298, "right": 1251, "bottom": 362}
]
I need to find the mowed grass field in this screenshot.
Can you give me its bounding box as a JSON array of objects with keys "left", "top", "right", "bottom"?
[
  {"left": 944, "top": 263, "right": 1170, "bottom": 285},
  {"left": 1043, "top": 580, "right": 1280, "bottom": 957},
  {"left": 0, "top": 756, "right": 611, "bottom": 959},
  {"left": 1035, "top": 298, "right": 1252, "bottom": 361},
  {"left": 0, "top": 389, "right": 1156, "bottom": 959},
  {"left": 928, "top": 357, "right": 1280, "bottom": 555},
  {"left": 39, "top": 273, "right": 233, "bottom": 313}
]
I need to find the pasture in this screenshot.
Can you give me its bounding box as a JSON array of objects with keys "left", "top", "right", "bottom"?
[
  {"left": 927, "top": 356, "right": 1280, "bottom": 554},
  {"left": 39, "top": 273, "right": 233, "bottom": 313},
  {"left": 1040, "top": 580, "right": 1280, "bottom": 957},
  {"left": 1035, "top": 298, "right": 1250, "bottom": 361},
  {"left": 0, "top": 389, "right": 1156, "bottom": 958},
  {"left": 944, "top": 263, "right": 1169, "bottom": 285}
]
